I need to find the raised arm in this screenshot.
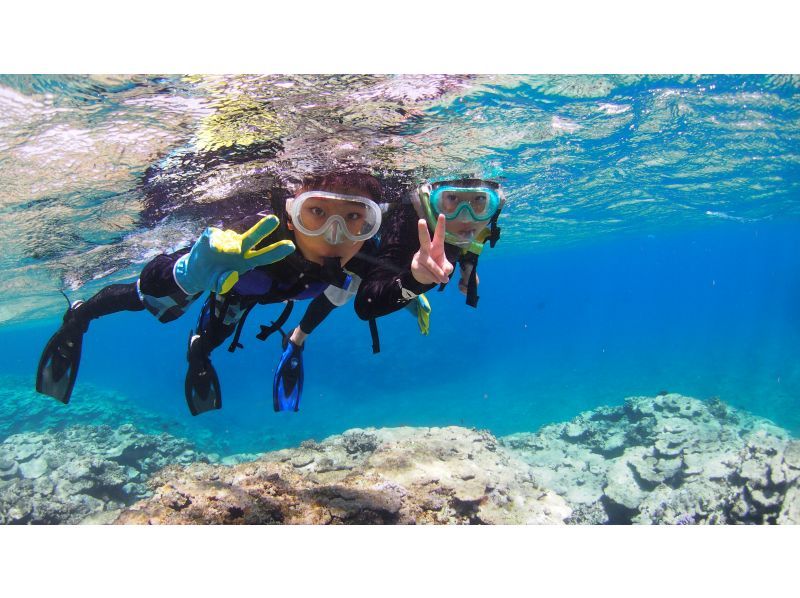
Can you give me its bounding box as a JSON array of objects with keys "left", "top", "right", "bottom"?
[{"left": 354, "top": 205, "right": 453, "bottom": 320}]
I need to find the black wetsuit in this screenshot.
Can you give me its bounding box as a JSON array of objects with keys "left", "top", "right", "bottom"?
[
  {"left": 75, "top": 197, "right": 482, "bottom": 358},
  {"left": 73, "top": 202, "right": 376, "bottom": 354},
  {"left": 353, "top": 202, "right": 466, "bottom": 321}
]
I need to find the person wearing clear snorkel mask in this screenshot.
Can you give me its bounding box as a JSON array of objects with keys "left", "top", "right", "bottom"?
[
  {"left": 35, "top": 172, "right": 387, "bottom": 416},
  {"left": 352, "top": 178, "right": 505, "bottom": 341}
]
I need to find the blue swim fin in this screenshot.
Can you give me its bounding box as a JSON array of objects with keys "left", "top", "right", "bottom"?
[{"left": 273, "top": 338, "right": 303, "bottom": 412}]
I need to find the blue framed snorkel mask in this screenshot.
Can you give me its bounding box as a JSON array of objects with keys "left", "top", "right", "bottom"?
[
  {"left": 430, "top": 185, "right": 502, "bottom": 222},
  {"left": 413, "top": 179, "right": 505, "bottom": 254}
]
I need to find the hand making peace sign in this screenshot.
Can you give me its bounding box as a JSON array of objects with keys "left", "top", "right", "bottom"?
[{"left": 411, "top": 213, "right": 455, "bottom": 286}]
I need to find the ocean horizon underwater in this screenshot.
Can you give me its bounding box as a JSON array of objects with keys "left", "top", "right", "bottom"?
[{"left": 0, "top": 74, "right": 799, "bottom": 524}]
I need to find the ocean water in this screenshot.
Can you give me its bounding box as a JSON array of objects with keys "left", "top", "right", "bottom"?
[{"left": 0, "top": 74, "right": 798, "bottom": 457}]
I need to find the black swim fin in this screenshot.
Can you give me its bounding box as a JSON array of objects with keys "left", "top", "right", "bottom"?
[
  {"left": 185, "top": 332, "right": 222, "bottom": 416},
  {"left": 36, "top": 301, "right": 89, "bottom": 404}
]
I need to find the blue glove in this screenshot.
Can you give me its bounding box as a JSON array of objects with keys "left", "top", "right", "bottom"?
[
  {"left": 174, "top": 215, "right": 295, "bottom": 295},
  {"left": 273, "top": 340, "right": 304, "bottom": 412}
]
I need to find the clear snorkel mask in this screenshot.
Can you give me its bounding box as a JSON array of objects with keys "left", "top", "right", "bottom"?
[
  {"left": 414, "top": 179, "right": 505, "bottom": 253},
  {"left": 286, "top": 190, "right": 384, "bottom": 245}
]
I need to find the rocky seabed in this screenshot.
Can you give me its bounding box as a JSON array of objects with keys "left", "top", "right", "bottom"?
[{"left": 1, "top": 393, "right": 798, "bottom": 524}]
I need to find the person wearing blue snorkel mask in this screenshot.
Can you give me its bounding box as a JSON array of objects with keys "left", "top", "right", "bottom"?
[
  {"left": 352, "top": 178, "right": 505, "bottom": 343},
  {"left": 36, "top": 172, "right": 388, "bottom": 415}
]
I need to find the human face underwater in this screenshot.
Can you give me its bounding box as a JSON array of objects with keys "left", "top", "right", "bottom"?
[
  {"left": 286, "top": 189, "right": 382, "bottom": 266},
  {"left": 430, "top": 185, "right": 502, "bottom": 246}
]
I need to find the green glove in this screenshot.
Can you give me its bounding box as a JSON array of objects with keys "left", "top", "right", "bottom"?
[
  {"left": 174, "top": 215, "right": 295, "bottom": 295},
  {"left": 404, "top": 293, "right": 431, "bottom": 335}
]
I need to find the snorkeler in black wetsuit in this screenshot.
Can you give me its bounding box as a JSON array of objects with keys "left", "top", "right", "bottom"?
[
  {"left": 352, "top": 178, "right": 505, "bottom": 337},
  {"left": 277, "top": 177, "right": 505, "bottom": 359},
  {"left": 36, "top": 172, "right": 389, "bottom": 415}
]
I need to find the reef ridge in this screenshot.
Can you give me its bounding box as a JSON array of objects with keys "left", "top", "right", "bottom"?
[
  {"left": 0, "top": 424, "right": 208, "bottom": 524},
  {"left": 1, "top": 393, "right": 798, "bottom": 524},
  {"left": 502, "top": 393, "right": 800, "bottom": 524},
  {"left": 115, "top": 426, "right": 570, "bottom": 524}
]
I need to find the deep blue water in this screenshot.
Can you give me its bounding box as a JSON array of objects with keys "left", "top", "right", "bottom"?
[
  {"left": 4, "top": 216, "right": 798, "bottom": 454},
  {"left": 0, "top": 74, "right": 798, "bottom": 455}
]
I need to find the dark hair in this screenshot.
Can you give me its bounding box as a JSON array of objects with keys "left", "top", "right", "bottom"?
[{"left": 297, "top": 171, "right": 383, "bottom": 201}]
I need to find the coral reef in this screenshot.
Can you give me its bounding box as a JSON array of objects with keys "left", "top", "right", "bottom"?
[
  {"left": 501, "top": 393, "right": 800, "bottom": 524},
  {"left": 2, "top": 393, "right": 798, "bottom": 525},
  {"left": 0, "top": 424, "right": 208, "bottom": 524},
  {"left": 0, "top": 374, "right": 272, "bottom": 456},
  {"left": 0, "top": 374, "right": 328, "bottom": 456},
  {"left": 115, "top": 426, "right": 570, "bottom": 524},
  {"left": 0, "top": 374, "right": 190, "bottom": 442}
]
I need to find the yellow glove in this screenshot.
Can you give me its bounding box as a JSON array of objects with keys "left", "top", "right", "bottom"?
[
  {"left": 174, "top": 215, "right": 295, "bottom": 295},
  {"left": 404, "top": 293, "right": 431, "bottom": 336}
]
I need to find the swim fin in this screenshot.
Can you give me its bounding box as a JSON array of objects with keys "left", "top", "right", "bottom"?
[
  {"left": 185, "top": 332, "right": 222, "bottom": 416},
  {"left": 36, "top": 301, "right": 89, "bottom": 404},
  {"left": 273, "top": 337, "right": 303, "bottom": 412}
]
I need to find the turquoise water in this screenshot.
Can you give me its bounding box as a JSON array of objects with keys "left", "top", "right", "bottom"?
[{"left": 0, "top": 74, "right": 798, "bottom": 455}]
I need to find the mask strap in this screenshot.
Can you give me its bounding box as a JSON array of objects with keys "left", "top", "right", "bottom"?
[
  {"left": 368, "top": 318, "right": 380, "bottom": 354},
  {"left": 466, "top": 259, "right": 479, "bottom": 308},
  {"left": 487, "top": 210, "right": 501, "bottom": 248}
]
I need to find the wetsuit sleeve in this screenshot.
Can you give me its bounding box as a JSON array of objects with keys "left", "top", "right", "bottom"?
[{"left": 354, "top": 205, "right": 436, "bottom": 321}]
